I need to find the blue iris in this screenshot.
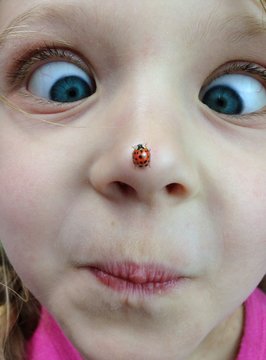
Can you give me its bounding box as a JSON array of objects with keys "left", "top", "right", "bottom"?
[
  {"left": 202, "top": 85, "right": 244, "bottom": 115},
  {"left": 50, "top": 76, "right": 93, "bottom": 103}
]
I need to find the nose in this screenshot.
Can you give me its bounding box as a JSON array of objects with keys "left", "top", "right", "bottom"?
[
  {"left": 89, "top": 67, "right": 200, "bottom": 207},
  {"left": 89, "top": 135, "right": 200, "bottom": 207}
]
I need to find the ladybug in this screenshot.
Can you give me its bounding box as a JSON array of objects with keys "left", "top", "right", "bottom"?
[{"left": 132, "top": 144, "right": 151, "bottom": 168}]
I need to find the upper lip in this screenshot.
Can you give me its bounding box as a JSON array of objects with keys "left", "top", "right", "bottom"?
[{"left": 88, "top": 261, "right": 184, "bottom": 284}]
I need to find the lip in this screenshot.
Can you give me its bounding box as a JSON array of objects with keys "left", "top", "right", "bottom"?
[{"left": 86, "top": 262, "right": 185, "bottom": 296}]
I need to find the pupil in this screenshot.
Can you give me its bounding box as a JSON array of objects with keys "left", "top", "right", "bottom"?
[
  {"left": 202, "top": 85, "right": 243, "bottom": 115},
  {"left": 217, "top": 98, "right": 225, "bottom": 107},
  {"left": 68, "top": 88, "right": 78, "bottom": 98},
  {"left": 50, "top": 75, "right": 94, "bottom": 103}
]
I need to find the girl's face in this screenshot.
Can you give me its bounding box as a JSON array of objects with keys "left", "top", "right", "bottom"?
[{"left": 0, "top": 0, "right": 266, "bottom": 359}]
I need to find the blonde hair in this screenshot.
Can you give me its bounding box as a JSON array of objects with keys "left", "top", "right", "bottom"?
[
  {"left": 0, "top": 1, "right": 266, "bottom": 359},
  {"left": 0, "top": 246, "right": 40, "bottom": 360}
]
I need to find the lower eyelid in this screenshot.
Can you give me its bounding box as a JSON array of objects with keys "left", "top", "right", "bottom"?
[{"left": 9, "top": 88, "right": 85, "bottom": 116}]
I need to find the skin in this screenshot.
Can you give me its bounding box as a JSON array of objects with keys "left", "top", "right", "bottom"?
[{"left": 0, "top": 0, "right": 265, "bottom": 359}]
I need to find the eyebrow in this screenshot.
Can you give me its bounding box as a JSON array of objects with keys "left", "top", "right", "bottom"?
[
  {"left": 0, "top": 3, "right": 266, "bottom": 50},
  {"left": 0, "top": 4, "right": 85, "bottom": 49}
]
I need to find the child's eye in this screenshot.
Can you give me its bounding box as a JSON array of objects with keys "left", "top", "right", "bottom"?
[
  {"left": 200, "top": 73, "right": 266, "bottom": 115},
  {"left": 27, "top": 61, "right": 96, "bottom": 103}
]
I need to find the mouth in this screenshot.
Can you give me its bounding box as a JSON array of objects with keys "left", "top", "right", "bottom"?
[{"left": 86, "top": 262, "right": 186, "bottom": 296}]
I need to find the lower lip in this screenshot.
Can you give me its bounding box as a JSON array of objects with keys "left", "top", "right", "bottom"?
[{"left": 87, "top": 263, "right": 184, "bottom": 296}]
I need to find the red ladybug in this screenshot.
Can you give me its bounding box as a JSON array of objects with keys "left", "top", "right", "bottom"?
[{"left": 132, "top": 144, "right": 151, "bottom": 168}]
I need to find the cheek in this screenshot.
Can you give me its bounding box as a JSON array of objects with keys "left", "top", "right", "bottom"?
[
  {"left": 211, "top": 158, "right": 266, "bottom": 280},
  {"left": 0, "top": 167, "right": 41, "bottom": 233},
  {"left": 0, "top": 155, "right": 64, "bottom": 278}
]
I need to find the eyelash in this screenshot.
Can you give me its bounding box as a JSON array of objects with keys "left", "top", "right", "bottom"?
[
  {"left": 7, "top": 43, "right": 91, "bottom": 89},
  {"left": 204, "top": 62, "right": 266, "bottom": 123},
  {"left": 208, "top": 62, "right": 266, "bottom": 85},
  {"left": 6, "top": 44, "right": 266, "bottom": 112}
]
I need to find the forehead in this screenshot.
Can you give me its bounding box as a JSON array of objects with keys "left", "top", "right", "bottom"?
[{"left": 0, "top": 0, "right": 264, "bottom": 28}]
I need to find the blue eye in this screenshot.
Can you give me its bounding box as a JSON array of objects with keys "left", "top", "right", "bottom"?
[
  {"left": 28, "top": 62, "right": 96, "bottom": 103},
  {"left": 200, "top": 74, "right": 266, "bottom": 115}
]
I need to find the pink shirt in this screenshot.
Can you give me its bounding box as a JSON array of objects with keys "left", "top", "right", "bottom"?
[
  {"left": 26, "top": 309, "right": 84, "bottom": 360},
  {"left": 27, "top": 288, "right": 266, "bottom": 360},
  {"left": 236, "top": 288, "right": 266, "bottom": 360}
]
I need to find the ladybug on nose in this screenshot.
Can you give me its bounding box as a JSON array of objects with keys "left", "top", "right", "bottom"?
[{"left": 132, "top": 144, "right": 151, "bottom": 168}]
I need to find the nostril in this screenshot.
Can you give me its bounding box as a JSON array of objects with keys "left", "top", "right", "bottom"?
[
  {"left": 166, "top": 183, "right": 186, "bottom": 196},
  {"left": 114, "top": 181, "right": 136, "bottom": 197}
]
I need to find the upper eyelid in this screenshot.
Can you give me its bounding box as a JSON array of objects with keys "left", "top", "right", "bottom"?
[
  {"left": 199, "top": 62, "right": 266, "bottom": 123},
  {"left": 202, "top": 62, "right": 266, "bottom": 88},
  {"left": 199, "top": 62, "right": 266, "bottom": 107},
  {"left": 5, "top": 43, "right": 266, "bottom": 100},
  {"left": 6, "top": 44, "right": 95, "bottom": 89}
]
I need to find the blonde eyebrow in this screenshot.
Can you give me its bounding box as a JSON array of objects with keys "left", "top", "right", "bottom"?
[
  {"left": 260, "top": 0, "right": 266, "bottom": 11},
  {"left": 225, "top": 14, "right": 266, "bottom": 43},
  {"left": 182, "top": 6, "right": 266, "bottom": 47},
  {"left": 0, "top": 3, "right": 266, "bottom": 50},
  {"left": 0, "top": 4, "right": 82, "bottom": 48}
]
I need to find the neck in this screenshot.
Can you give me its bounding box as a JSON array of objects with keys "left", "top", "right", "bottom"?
[{"left": 188, "top": 305, "right": 244, "bottom": 360}]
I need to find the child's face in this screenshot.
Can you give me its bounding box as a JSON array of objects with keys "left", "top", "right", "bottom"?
[{"left": 0, "top": 0, "right": 266, "bottom": 359}]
